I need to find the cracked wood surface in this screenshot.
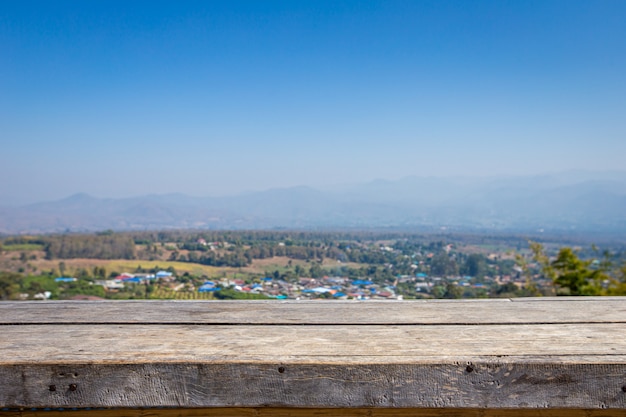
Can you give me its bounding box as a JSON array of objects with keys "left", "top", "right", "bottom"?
[
  {"left": 2, "top": 409, "right": 626, "bottom": 417},
  {"left": 0, "top": 299, "right": 625, "bottom": 411}
]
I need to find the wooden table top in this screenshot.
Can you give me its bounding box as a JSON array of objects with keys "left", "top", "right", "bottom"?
[{"left": 1, "top": 298, "right": 625, "bottom": 412}]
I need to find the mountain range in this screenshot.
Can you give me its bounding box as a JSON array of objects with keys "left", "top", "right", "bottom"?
[{"left": 1, "top": 171, "right": 626, "bottom": 235}]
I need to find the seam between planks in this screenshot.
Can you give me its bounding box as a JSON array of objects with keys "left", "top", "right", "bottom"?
[{"left": 1, "top": 321, "right": 626, "bottom": 326}]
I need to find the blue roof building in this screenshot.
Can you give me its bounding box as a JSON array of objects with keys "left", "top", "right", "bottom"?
[{"left": 198, "top": 284, "right": 219, "bottom": 292}]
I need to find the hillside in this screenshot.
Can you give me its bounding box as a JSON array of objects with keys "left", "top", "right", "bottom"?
[{"left": 1, "top": 172, "right": 625, "bottom": 235}]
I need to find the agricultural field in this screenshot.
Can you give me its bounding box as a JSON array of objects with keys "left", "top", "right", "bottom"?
[
  {"left": 104, "top": 260, "right": 235, "bottom": 277},
  {"left": 149, "top": 287, "right": 216, "bottom": 300},
  {"left": 1, "top": 243, "right": 45, "bottom": 251},
  {"left": 0, "top": 252, "right": 239, "bottom": 279},
  {"left": 240, "top": 256, "right": 366, "bottom": 275},
  {"left": 2, "top": 230, "right": 624, "bottom": 301}
]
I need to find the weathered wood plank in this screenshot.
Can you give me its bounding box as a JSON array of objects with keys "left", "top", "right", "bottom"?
[
  {"left": 1, "top": 323, "right": 626, "bottom": 409},
  {"left": 1, "top": 362, "right": 625, "bottom": 409},
  {"left": 1, "top": 298, "right": 625, "bottom": 325},
  {"left": 2, "top": 408, "right": 626, "bottom": 417},
  {"left": 2, "top": 324, "right": 626, "bottom": 363},
  {"left": 1, "top": 299, "right": 625, "bottom": 410}
]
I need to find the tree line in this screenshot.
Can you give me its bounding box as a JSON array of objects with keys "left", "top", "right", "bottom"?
[{"left": 44, "top": 234, "right": 136, "bottom": 260}]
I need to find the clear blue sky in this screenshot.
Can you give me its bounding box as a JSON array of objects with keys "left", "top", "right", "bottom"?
[{"left": 2, "top": 0, "right": 625, "bottom": 204}]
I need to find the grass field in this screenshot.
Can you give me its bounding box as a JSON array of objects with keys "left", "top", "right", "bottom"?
[
  {"left": 241, "top": 256, "right": 366, "bottom": 275},
  {"left": 0, "top": 257, "right": 239, "bottom": 278},
  {"left": 104, "top": 260, "right": 238, "bottom": 277},
  {"left": 2, "top": 244, "right": 45, "bottom": 251},
  {"left": 106, "top": 257, "right": 365, "bottom": 278},
  {"left": 149, "top": 287, "right": 216, "bottom": 300},
  {"left": 1, "top": 253, "right": 367, "bottom": 279}
]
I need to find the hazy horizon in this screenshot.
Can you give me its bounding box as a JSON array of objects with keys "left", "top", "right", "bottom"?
[
  {"left": 2, "top": 1, "right": 626, "bottom": 206},
  {"left": 0, "top": 169, "right": 624, "bottom": 207}
]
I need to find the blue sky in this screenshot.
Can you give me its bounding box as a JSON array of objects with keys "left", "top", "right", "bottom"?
[{"left": 1, "top": 0, "right": 625, "bottom": 204}]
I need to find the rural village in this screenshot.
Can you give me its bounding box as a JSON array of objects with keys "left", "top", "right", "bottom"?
[{"left": 2, "top": 230, "right": 604, "bottom": 301}]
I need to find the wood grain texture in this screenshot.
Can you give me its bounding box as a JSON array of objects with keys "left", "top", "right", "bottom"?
[
  {"left": 1, "top": 299, "right": 625, "bottom": 410},
  {"left": 1, "top": 362, "right": 625, "bottom": 409},
  {"left": 2, "top": 409, "right": 626, "bottom": 417},
  {"left": 1, "top": 298, "right": 625, "bottom": 325},
  {"left": 2, "top": 324, "right": 626, "bottom": 363}
]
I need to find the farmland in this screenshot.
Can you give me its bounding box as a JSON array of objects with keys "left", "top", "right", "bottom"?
[{"left": 1, "top": 230, "right": 625, "bottom": 301}]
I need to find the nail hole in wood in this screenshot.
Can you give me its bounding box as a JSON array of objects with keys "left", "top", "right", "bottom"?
[
  {"left": 49, "top": 385, "right": 56, "bottom": 392},
  {"left": 278, "top": 367, "right": 285, "bottom": 373},
  {"left": 466, "top": 365, "right": 474, "bottom": 373},
  {"left": 69, "top": 384, "right": 77, "bottom": 391}
]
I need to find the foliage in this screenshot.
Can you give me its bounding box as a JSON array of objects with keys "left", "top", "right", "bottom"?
[
  {"left": 529, "top": 242, "right": 624, "bottom": 296},
  {"left": 461, "top": 254, "right": 487, "bottom": 278},
  {"left": 58, "top": 279, "right": 106, "bottom": 299},
  {"left": 2, "top": 231, "right": 625, "bottom": 301},
  {"left": 0, "top": 272, "right": 21, "bottom": 300},
  {"left": 213, "top": 288, "right": 271, "bottom": 300},
  {"left": 430, "top": 252, "right": 458, "bottom": 277},
  {"left": 21, "top": 275, "right": 60, "bottom": 297},
  {"left": 149, "top": 286, "right": 216, "bottom": 300},
  {"left": 1, "top": 243, "right": 45, "bottom": 251},
  {"left": 602, "top": 262, "right": 626, "bottom": 296},
  {"left": 551, "top": 248, "right": 606, "bottom": 295},
  {"left": 432, "top": 282, "right": 462, "bottom": 299},
  {"left": 44, "top": 234, "right": 135, "bottom": 260}
]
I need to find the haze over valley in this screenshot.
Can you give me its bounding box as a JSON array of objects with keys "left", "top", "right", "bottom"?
[{"left": 1, "top": 171, "right": 624, "bottom": 236}]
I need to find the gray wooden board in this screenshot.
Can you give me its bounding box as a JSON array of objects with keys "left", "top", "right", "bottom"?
[
  {"left": 3, "top": 409, "right": 626, "bottom": 417},
  {"left": 1, "top": 362, "right": 625, "bottom": 409},
  {"left": 1, "top": 299, "right": 626, "bottom": 410},
  {"left": 2, "top": 324, "right": 626, "bottom": 363},
  {"left": 1, "top": 298, "right": 625, "bottom": 325}
]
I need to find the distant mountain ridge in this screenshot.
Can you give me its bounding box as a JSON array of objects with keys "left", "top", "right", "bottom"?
[{"left": 1, "top": 171, "right": 626, "bottom": 235}]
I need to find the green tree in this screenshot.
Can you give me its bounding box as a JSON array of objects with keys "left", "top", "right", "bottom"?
[
  {"left": 92, "top": 266, "right": 106, "bottom": 279},
  {"left": 58, "top": 261, "right": 67, "bottom": 277},
  {"left": 530, "top": 242, "right": 608, "bottom": 296},
  {"left": 309, "top": 262, "right": 324, "bottom": 278},
  {"left": 551, "top": 248, "right": 606, "bottom": 295},
  {"left": 0, "top": 272, "right": 22, "bottom": 300},
  {"left": 606, "top": 265, "right": 626, "bottom": 295},
  {"left": 430, "top": 252, "right": 458, "bottom": 277},
  {"left": 294, "top": 265, "right": 304, "bottom": 276},
  {"left": 514, "top": 250, "right": 542, "bottom": 297},
  {"left": 462, "top": 254, "right": 487, "bottom": 278},
  {"left": 443, "top": 282, "right": 463, "bottom": 299},
  {"left": 431, "top": 285, "right": 446, "bottom": 298},
  {"left": 431, "top": 282, "right": 462, "bottom": 299},
  {"left": 492, "top": 282, "right": 519, "bottom": 298}
]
